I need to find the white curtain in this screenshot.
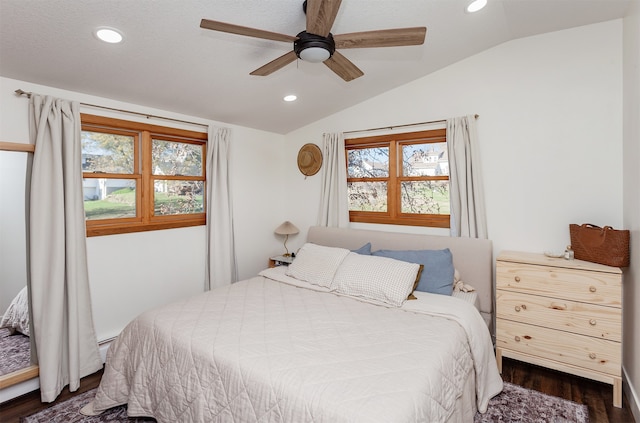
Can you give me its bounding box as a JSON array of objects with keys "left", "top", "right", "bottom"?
[
  {"left": 205, "top": 126, "right": 237, "bottom": 290},
  {"left": 317, "top": 132, "right": 349, "bottom": 227},
  {"left": 447, "top": 115, "right": 488, "bottom": 238},
  {"left": 28, "top": 94, "right": 102, "bottom": 402}
]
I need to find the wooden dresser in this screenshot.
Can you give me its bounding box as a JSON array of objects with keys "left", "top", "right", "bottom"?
[{"left": 495, "top": 251, "right": 623, "bottom": 407}]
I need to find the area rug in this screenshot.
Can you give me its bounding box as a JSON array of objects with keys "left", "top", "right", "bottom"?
[
  {"left": 21, "top": 382, "right": 589, "bottom": 423},
  {"left": 0, "top": 327, "right": 31, "bottom": 376},
  {"left": 475, "top": 382, "right": 589, "bottom": 423}
]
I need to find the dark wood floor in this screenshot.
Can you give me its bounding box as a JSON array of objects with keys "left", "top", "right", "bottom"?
[
  {"left": 501, "top": 358, "right": 635, "bottom": 423},
  {"left": 0, "top": 358, "right": 636, "bottom": 422},
  {"left": 0, "top": 368, "right": 104, "bottom": 423}
]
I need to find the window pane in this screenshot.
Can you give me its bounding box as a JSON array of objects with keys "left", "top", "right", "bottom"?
[
  {"left": 400, "top": 181, "right": 449, "bottom": 214},
  {"left": 83, "top": 179, "right": 136, "bottom": 220},
  {"left": 347, "top": 182, "right": 387, "bottom": 212},
  {"left": 402, "top": 142, "right": 448, "bottom": 176},
  {"left": 81, "top": 131, "right": 134, "bottom": 174},
  {"left": 347, "top": 147, "right": 389, "bottom": 178},
  {"left": 152, "top": 140, "right": 203, "bottom": 176},
  {"left": 154, "top": 180, "right": 204, "bottom": 215}
]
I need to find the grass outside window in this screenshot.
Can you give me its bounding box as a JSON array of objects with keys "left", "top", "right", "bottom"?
[{"left": 81, "top": 114, "right": 207, "bottom": 236}]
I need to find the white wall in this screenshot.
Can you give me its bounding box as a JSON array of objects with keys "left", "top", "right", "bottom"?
[
  {"left": 623, "top": 2, "right": 640, "bottom": 420},
  {"left": 284, "top": 19, "right": 624, "bottom": 260},
  {"left": 0, "top": 76, "right": 287, "bottom": 341},
  {"left": 283, "top": 19, "right": 634, "bottom": 408},
  {"left": 1, "top": 15, "right": 636, "bottom": 412}
]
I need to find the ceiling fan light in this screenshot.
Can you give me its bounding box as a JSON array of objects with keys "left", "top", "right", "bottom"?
[
  {"left": 294, "top": 31, "right": 335, "bottom": 63},
  {"left": 299, "top": 47, "right": 331, "bottom": 63},
  {"left": 466, "top": 0, "right": 487, "bottom": 13}
]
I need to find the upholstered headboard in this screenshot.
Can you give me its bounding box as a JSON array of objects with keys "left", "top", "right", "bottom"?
[{"left": 306, "top": 226, "right": 494, "bottom": 332}]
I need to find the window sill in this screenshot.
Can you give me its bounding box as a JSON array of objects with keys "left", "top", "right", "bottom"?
[
  {"left": 349, "top": 214, "right": 450, "bottom": 228},
  {"left": 86, "top": 217, "right": 205, "bottom": 237}
]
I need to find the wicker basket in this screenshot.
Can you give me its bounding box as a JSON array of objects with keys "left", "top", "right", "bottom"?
[{"left": 569, "top": 224, "right": 630, "bottom": 267}]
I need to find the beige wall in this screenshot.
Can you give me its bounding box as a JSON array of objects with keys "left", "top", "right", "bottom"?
[{"left": 623, "top": 2, "right": 640, "bottom": 420}]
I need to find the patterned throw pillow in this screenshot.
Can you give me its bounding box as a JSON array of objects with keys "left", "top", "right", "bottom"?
[
  {"left": 285, "top": 243, "right": 350, "bottom": 289},
  {"left": 332, "top": 252, "right": 421, "bottom": 307},
  {"left": 372, "top": 249, "right": 455, "bottom": 296}
]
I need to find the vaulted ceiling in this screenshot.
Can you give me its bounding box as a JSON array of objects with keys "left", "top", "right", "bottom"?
[{"left": 0, "top": 0, "right": 633, "bottom": 134}]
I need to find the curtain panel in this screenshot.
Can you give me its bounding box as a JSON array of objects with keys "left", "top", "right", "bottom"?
[
  {"left": 205, "top": 126, "right": 237, "bottom": 290},
  {"left": 317, "top": 132, "right": 349, "bottom": 227},
  {"left": 28, "top": 94, "right": 102, "bottom": 402},
  {"left": 446, "top": 115, "right": 488, "bottom": 239}
]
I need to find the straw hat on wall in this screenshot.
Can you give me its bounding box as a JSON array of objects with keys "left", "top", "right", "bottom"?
[{"left": 297, "top": 143, "right": 323, "bottom": 176}]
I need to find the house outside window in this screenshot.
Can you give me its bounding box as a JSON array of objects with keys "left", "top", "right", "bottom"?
[
  {"left": 81, "top": 114, "right": 207, "bottom": 236},
  {"left": 345, "top": 128, "right": 450, "bottom": 228}
]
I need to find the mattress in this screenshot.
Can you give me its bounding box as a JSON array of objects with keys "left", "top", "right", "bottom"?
[{"left": 89, "top": 270, "right": 502, "bottom": 422}]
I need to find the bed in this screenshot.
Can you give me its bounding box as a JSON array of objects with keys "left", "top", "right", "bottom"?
[{"left": 85, "top": 226, "right": 503, "bottom": 422}]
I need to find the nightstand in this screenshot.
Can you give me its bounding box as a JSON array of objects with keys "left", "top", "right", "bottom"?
[
  {"left": 268, "top": 255, "right": 294, "bottom": 268},
  {"left": 495, "top": 250, "right": 623, "bottom": 407}
]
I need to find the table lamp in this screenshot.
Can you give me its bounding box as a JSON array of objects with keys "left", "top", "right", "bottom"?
[{"left": 274, "top": 221, "right": 299, "bottom": 257}]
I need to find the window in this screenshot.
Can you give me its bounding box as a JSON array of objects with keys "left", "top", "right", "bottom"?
[
  {"left": 81, "top": 114, "right": 207, "bottom": 236},
  {"left": 345, "top": 128, "right": 449, "bottom": 228}
]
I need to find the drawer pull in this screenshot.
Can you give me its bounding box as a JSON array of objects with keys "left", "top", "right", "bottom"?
[
  {"left": 514, "top": 276, "right": 521, "bottom": 282},
  {"left": 589, "top": 353, "right": 596, "bottom": 360},
  {"left": 589, "top": 286, "right": 597, "bottom": 293},
  {"left": 589, "top": 319, "right": 597, "bottom": 326},
  {"left": 550, "top": 302, "right": 567, "bottom": 310},
  {"left": 515, "top": 305, "right": 521, "bottom": 312},
  {"left": 514, "top": 336, "right": 521, "bottom": 342}
]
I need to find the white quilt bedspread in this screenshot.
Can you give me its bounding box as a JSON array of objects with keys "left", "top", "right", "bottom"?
[{"left": 92, "top": 272, "right": 502, "bottom": 422}]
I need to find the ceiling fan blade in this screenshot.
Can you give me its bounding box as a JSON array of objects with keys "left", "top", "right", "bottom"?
[
  {"left": 334, "top": 27, "right": 427, "bottom": 49},
  {"left": 324, "top": 51, "right": 363, "bottom": 82},
  {"left": 306, "top": 0, "right": 342, "bottom": 37},
  {"left": 200, "top": 19, "right": 297, "bottom": 43},
  {"left": 250, "top": 51, "right": 298, "bottom": 76}
]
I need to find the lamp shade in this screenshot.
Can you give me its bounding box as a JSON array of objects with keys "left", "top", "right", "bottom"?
[{"left": 274, "top": 221, "right": 299, "bottom": 235}]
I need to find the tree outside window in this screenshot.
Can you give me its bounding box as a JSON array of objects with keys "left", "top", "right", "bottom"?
[
  {"left": 81, "top": 114, "right": 207, "bottom": 236},
  {"left": 346, "top": 129, "right": 449, "bottom": 228}
]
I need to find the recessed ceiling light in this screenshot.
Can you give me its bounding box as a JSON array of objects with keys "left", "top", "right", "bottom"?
[
  {"left": 466, "top": 0, "right": 487, "bottom": 13},
  {"left": 94, "top": 27, "right": 123, "bottom": 43},
  {"left": 283, "top": 95, "right": 297, "bottom": 102}
]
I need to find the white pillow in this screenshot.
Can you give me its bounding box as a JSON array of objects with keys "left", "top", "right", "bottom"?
[
  {"left": 1, "top": 286, "right": 30, "bottom": 336},
  {"left": 332, "top": 252, "right": 421, "bottom": 307},
  {"left": 285, "top": 243, "right": 350, "bottom": 289}
]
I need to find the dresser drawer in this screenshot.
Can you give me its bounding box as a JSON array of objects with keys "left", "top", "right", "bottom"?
[
  {"left": 496, "top": 290, "right": 621, "bottom": 342},
  {"left": 496, "top": 319, "right": 620, "bottom": 376},
  {"left": 496, "top": 261, "right": 621, "bottom": 307}
]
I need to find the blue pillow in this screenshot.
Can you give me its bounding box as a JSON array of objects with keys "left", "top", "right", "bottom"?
[
  {"left": 371, "top": 248, "right": 454, "bottom": 295},
  {"left": 351, "top": 242, "right": 372, "bottom": 255}
]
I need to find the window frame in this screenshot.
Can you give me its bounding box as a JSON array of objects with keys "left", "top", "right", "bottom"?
[
  {"left": 345, "top": 128, "right": 450, "bottom": 228},
  {"left": 81, "top": 114, "right": 207, "bottom": 237}
]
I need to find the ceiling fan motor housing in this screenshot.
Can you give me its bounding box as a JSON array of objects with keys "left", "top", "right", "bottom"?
[{"left": 294, "top": 31, "right": 336, "bottom": 62}]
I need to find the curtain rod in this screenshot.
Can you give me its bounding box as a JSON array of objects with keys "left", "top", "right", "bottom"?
[
  {"left": 343, "top": 114, "right": 479, "bottom": 135},
  {"left": 14, "top": 89, "right": 209, "bottom": 128}
]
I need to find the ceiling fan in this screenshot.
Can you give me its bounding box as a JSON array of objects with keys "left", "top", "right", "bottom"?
[{"left": 200, "top": 0, "right": 427, "bottom": 82}]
